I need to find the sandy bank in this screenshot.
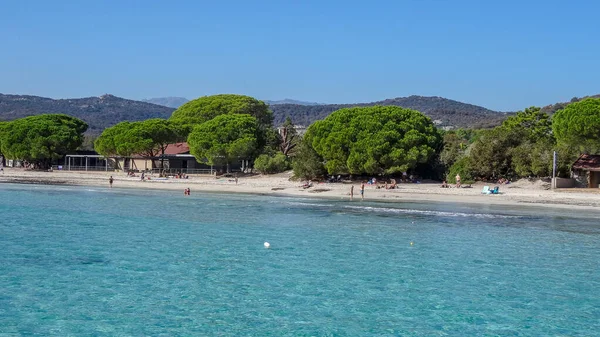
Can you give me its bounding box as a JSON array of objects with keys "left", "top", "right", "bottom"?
[{"left": 1, "top": 168, "right": 600, "bottom": 212}]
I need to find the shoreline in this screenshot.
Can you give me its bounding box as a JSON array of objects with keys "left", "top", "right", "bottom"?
[{"left": 1, "top": 168, "right": 600, "bottom": 212}]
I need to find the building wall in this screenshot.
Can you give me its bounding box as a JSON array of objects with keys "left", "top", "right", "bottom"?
[
  {"left": 590, "top": 171, "right": 600, "bottom": 189},
  {"left": 552, "top": 177, "right": 576, "bottom": 188},
  {"left": 572, "top": 169, "right": 600, "bottom": 188},
  {"left": 117, "top": 158, "right": 154, "bottom": 171},
  {"left": 134, "top": 159, "right": 153, "bottom": 170}
]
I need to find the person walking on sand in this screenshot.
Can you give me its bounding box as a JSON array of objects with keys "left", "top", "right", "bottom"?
[
  {"left": 350, "top": 185, "right": 354, "bottom": 200},
  {"left": 455, "top": 173, "right": 461, "bottom": 188},
  {"left": 360, "top": 182, "right": 365, "bottom": 200},
  {"left": 109, "top": 175, "right": 114, "bottom": 188}
]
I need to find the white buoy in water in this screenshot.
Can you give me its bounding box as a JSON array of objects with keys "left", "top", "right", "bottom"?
[{"left": 264, "top": 242, "right": 271, "bottom": 249}]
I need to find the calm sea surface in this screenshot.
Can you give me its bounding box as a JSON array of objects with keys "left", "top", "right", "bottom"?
[{"left": 1, "top": 183, "right": 599, "bottom": 336}]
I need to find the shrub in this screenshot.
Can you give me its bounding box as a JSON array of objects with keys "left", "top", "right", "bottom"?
[
  {"left": 447, "top": 156, "right": 473, "bottom": 184},
  {"left": 254, "top": 153, "right": 290, "bottom": 174},
  {"left": 291, "top": 139, "right": 326, "bottom": 180}
]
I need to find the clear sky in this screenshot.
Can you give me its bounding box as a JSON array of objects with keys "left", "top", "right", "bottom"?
[{"left": 1, "top": 0, "right": 598, "bottom": 111}]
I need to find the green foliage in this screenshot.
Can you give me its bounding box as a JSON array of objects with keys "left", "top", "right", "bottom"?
[
  {"left": 94, "top": 119, "right": 184, "bottom": 158},
  {"left": 454, "top": 128, "right": 481, "bottom": 144},
  {"left": 447, "top": 156, "right": 473, "bottom": 184},
  {"left": 510, "top": 138, "right": 554, "bottom": 177},
  {"left": 306, "top": 106, "right": 442, "bottom": 175},
  {"left": 502, "top": 106, "right": 553, "bottom": 142},
  {"left": 0, "top": 114, "right": 88, "bottom": 168},
  {"left": 187, "top": 114, "right": 259, "bottom": 167},
  {"left": 540, "top": 94, "right": 600, "bottom": 115},
  {"left": 453, "top": 107, "right": 558, "bottom": 180},
  {"left": 254, "top": 153, "right": 291, "bottom": 174},
  {"left": 464, "top": 109, "right": 559, "bottom": 180},
  {"left": 170, "top": 94, "right": 273, "bottom": 129},
  {"left": 291, "top": 137, "right": 326, "bottom": 180},
  {"left": 440, "top": 131, "right": 470, "bottom": 168},
  {"left": 133, "top": 119, "right": 186, "bottom": 156},
  {"left": 555, "top": 143, "right": 581, "bottom": 177},
  {"left": 552, "top": 98, "right": 600, "bottom": 153},
  {"left": 262, "top": 127, "right": 281, "bottom": 154},
  {"left": 468, "top": 127, "right": 527, "bottom": 179},
  {"left": 94, "top": 122, "right": 133, "bottom": 156},
  {"left": 0, "top": 121, "right": 8, "bottom": 157}
]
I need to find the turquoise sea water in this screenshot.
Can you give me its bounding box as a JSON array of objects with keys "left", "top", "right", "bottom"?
[{"left": 1, "top": 184, "right": 599, "bottom": 336}]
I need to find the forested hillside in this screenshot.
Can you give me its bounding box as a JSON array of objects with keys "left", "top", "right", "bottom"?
[
  {"left": 0, "top": 94, "right": 175, "bottom": 133},
  {"left": 540, "top": 94, "right": 600, "bottom": 115},
  {"left": 270, "top": 95, "right": 510, "bottom": 128}
]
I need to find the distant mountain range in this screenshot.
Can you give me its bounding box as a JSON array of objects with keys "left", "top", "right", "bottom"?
[
  {"left": 264, "top": 99, "right": 321, "bottom": 106},
  {"left": 142, "top": 97, "right": 321, "bottom": 108},
  {"left": 0, "top": 94, "right": 174, "bottom": 133},
  {"left": 269, "top": 96, "right": 510, "bottom": 128},
  {"left": 13, "top": 92, "right": 599, "bottom": 133},
  {"left": 141, "top": 95, "right": 509, "bottom": 128},
  {"left": 142, "top": 97, "right": 189, "bottom": 108}
]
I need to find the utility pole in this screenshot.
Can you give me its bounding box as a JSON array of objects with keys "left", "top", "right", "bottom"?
[{"left": 552, "top": 151, "right": 557, "bottom": 189}]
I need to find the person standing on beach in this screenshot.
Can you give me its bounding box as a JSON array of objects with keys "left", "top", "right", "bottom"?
[
  {"left": 350, "top": 185, "right": 354, "bottom": 200},
  {"left": 109, "top": 176, "right": 114, "bottom": 188},
  {"left": 360, "top": 182, "right": 365, "bottom": 200},
  {"left": 455, "top": 174, "right": 461, "bottom": 188}
]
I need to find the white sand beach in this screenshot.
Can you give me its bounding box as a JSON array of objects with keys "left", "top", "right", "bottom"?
[{"left": 1, "top": 168, "right": 600, "bottom": 211}]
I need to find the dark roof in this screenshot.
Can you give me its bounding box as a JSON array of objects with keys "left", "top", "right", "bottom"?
[
  {"left": 572, "top": 154, "right": 600, "bottom": 171},
  {"left": 163, "top": 142, "right": 190, "bottom": 155}
]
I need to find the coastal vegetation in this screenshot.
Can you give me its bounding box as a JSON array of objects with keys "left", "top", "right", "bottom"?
[
  {"left": 253, "top": 117, "right": 297, "bottom": 174},
  {"left": 444, "top": 99, "right": 600, "bottom": 182},
  {"left": 187, "top": 114, "right": 259, "bottom": 168},
  {"left": 291, "top": 138, "right": 327, "bottom": 180},
  {"left": 94, "top": 119, "right": 185, "bottom": 168},
  {"left": 169, "top": 94, "right": 273, "bottom": 131},
  {"left": 552, "top": 98, "right": 600, "bottom": 153},
  {"left": 1, "top": 93, "right": 599, "bottom": 183},
  {"left": 0, "top": 114, "right": 87, "bottom": 169},
  {"left": 304, "top": 106, "right": 442, "bottom": 175},
  {"left": 254, "top": 153, "right": 291, "bottom": 174}
]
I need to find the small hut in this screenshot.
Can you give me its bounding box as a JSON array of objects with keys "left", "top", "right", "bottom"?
[{"left": 572, "top": 154, "right": 600, "bottom": 188}]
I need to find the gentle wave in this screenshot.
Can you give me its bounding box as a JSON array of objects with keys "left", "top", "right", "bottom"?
[
  {"left": 281, "top": 201, "right": 334, "bottom": 208},
  {"left": 280, "top": 200, "right": 521, "bottom": 219},
  {"left": 343, "top": 205, "right": 521, "bottom": 218}
]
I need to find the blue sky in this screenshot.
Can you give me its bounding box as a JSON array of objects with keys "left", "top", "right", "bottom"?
[{"left": 1, "top": 0, "right": 598, "bottom": 111}]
